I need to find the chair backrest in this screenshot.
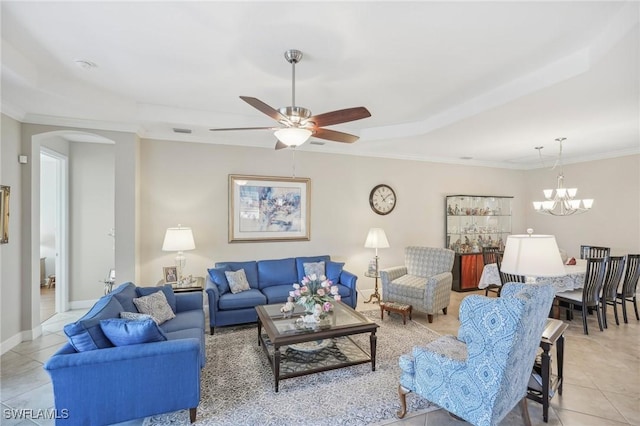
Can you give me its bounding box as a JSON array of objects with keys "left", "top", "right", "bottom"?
[
  {"left": 482, "top": 246, "right": 501, "bottom": 266},
  {"left": 602, "top": 256, "right": 625, "bottom": 302},
  {"left": 582, "top": 257, "right": 608, "bottom": 305},
  {"left": 495, "top": 252, "right": 525, "bottom": 285},
  {"left": 580, "top": 245, "right": 610, "bottom": 259},
  {"left": 457, "top": 282, "right": 555, "bottom": 423},
  {"left": 621, "top": 254, "right": 640, "bottom": 298},
  {"left": 404, "top": 246, "right": 455, "bottom": 277}
]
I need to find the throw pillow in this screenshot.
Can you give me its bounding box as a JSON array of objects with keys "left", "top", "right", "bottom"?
[
  {"left": 136, "top": 285, "right": 177, "bottom": 313},
  {"left": 99, "top": 318, "right": 167, "bottom": 347},
  {"left": 120, "top": 311, "right": 156, "bottom": 323},
  {"left": 208, "top": 266, "right": 230, "bottom": 294},
  {"left": 132, "top": 290, "right": 176, "bottom": 324},
  {"left": 326, "top": 260, "right": 345, "bottom": 283},
  {"left": 225, "top": 269, "right": 251, "bottom": 294},
  {"left": 303, "top": 261, "right": 326, "bottom": 278}
]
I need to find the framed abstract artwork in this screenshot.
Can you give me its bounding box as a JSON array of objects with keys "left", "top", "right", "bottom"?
[
  {"left": 229, "top": 175, "right": 310, "bottom": 242},
  {"left": 0, "top": 185, "right": 9, "bottom": 244}
]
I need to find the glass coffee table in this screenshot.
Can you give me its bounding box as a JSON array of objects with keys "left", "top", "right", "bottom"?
[{"left": 256, "top": 302, "right": 379, "bottom": 392}]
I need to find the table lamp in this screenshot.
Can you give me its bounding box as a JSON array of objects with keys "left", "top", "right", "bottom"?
[
  {"left": 364, "top": 228, "right": 390, "bottom": 303},
  {"left": 500, "top": 229, "right": 565, "bottom": 281},
  {"left": 162, "top": 224, "right": 196, "bottom": 284}
]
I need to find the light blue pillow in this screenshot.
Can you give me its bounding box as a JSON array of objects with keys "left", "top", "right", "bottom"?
[
  {"left": 99, "top": 318, "right": 167, "bottom": 347},
  {"left": 303, "top": 261, "right": 326, "bottom": 278},
  {"left": 208, "top": 266, "right": 230, "bottom": 294}
]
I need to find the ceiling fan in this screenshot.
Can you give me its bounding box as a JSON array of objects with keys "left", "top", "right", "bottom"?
[{"left": 210, "top": 49, "right": 371, "bottom": 150}]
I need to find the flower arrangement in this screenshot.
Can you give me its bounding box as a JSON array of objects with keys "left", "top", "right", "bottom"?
[{"left": 289, "top": 274, "right": 341, "bottom": 319}]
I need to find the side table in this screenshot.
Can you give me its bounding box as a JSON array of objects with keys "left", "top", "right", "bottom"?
[
  {"left": 157, "top": 276, "right": 204, "bottom": 293},
  {"left": 527, "top": 318, "right": 568, "bottom": 422},
  {"left": 364, "top": 271, "right": 381, "bottom": 303}
]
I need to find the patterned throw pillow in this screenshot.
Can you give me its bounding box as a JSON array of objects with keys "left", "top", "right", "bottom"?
[
  {"left": 225, "top": 269, "right": 251, "bottom": 294},
  {"left": 120, "top": 311, "right": 157, "bottom": 324},
  {"left": 132, "top": 291, "right": 176, "bottom": 324},
  {"left": 303, "top": 261, "right": 326, "bottom": 278}
]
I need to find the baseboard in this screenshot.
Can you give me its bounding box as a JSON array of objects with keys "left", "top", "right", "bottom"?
[{"left": 0, "top": 327, "right": 41, "bottom": 355}]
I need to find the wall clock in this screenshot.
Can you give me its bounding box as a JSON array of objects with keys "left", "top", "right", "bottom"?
[{"left": 369, "top": 184, "right": 396, "bottom": 215}]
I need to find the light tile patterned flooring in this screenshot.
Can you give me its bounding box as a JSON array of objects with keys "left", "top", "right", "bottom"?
[{"left": 1, "top": 290, "right": 638, "bottom": 425}]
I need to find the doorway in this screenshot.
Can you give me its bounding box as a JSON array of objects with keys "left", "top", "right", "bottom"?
[{"left": 39, "top": 149, "right": 68, "bottom": 321}]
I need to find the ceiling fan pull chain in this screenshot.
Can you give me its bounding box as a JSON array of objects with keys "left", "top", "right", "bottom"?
[{"left": 291, "top": 147, "right": 296, "bottom": 178}]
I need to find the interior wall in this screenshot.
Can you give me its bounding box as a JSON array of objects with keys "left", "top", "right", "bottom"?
[
  {"left": 525, "top": 154, "right": 640, "bottom": 257},
  {"left": 0, "top": 114, "right": 24, "bottom": 352},
  {"left": 138, "top": 139, "right": 528, "bottom": 292},
  {"left": 69, "top": 142, "right": 115, "bottom": 302},
  {"left": 40, "top": 155, "right": 56, "bottom": 277}
]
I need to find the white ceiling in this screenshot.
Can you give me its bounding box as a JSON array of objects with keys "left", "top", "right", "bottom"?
[{"left": 2, "top": 1, "right": 638, "bottom": 169}]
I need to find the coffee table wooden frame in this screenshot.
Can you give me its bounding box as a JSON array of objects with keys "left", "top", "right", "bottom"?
[{"left": 256, "top": 302, "right": 379, "bottom": 392}]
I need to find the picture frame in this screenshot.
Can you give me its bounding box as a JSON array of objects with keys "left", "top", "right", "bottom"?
[
  {"left": 0, "top": 185, "right": 9, "bottom": 244},
  {"left": 163, "top": 266, "right": 178, "bottom": 283},
  {"left": 229, "top": 174, "right": 310, "bottom": 242}
]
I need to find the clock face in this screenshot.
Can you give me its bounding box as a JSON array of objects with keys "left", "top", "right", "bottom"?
[{"left": 369, "top": 184, "right": 396, "bottom": 215}]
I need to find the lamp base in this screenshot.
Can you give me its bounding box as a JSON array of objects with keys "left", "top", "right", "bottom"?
[{"left": 364, "top": 255, "right": 381, "bottom": 304}]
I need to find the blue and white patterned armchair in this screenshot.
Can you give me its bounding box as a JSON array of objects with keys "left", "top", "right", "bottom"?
[
  {"left": 396, "top": 282, "right": 555, "bottom": 426},
  {"left": 380, "top": 247, "right": 455, "bottom": 323}
]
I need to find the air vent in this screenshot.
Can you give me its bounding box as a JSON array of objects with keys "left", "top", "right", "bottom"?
[
  {"left": 173, "top": 128, "right": 192, "bottom": 134},
  {"left": 309, "top": 141, "right": 325, "bottom": 145}
]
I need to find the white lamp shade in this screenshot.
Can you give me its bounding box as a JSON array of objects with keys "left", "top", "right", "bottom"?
[
  {"left": 501, "top": 234, "right": 565, "bottom": 277},
  {"left": 274, "top": 128, "right": 312, "bottom": 146},
  {"left": 162, "top": 226, "right": 195, "bottom": 251},
  {"left": 364, "top": 228, "right": 390, "bottom": 249}
]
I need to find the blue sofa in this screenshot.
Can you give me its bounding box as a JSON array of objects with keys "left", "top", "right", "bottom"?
[
  {"left": 44, "top": 282, "right": 205, "bottom": 425},
  {"left": 206, "top": 255, "right": 357, "bottom": 334}
]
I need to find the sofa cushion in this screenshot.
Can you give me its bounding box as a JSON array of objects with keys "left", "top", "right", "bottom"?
[
  {"left": 303, "top": 261, "right": 325, "bottom": 278},
  {"left": 99, "top": 318, "right": 167, "bottom": 346},
  {"left": 133, "top": 291, "right": 176, "bottom": 324},
  {"left": 208, "top": 266, "right": 230, "bottom": 295},
  {"left": 326, "top": 261, "right": 345, "bottom": 284},
  {"left": 218, "top": 289, "right": 267, "bottom": 310},
  {"left": 262, "top": 284, "right": 295, "bottom": 304},
  {"left": 257, "top": 258, "right": 297, "bottom": 289},
  {"left": 63, "top": 296, "right": 124, "bottom": 352},
  {"left": 296, "top": 255, "right": 330, "bottom": 281},
  {"left": 164, "top": 327, "right": 206, "bottom": 368},
  {"left": 216, "top": 261, "right": 259, "bottom": 289},
  {"left": 136, "top": 285, "right": 176, "bottom": 313},
  {"left": 161, "top": 310, "right": 205, "bottom": 333},
  {"left": 225, "top": 269, "right": 251, "bottom": 294},
  {"left": 111, "top": 282, "right": 139, "bottom": 313}
]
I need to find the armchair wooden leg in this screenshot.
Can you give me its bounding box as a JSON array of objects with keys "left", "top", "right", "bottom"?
[
  {"left": 397, "top": 385, "right": 410, "bottom": 419},
  {"left": 520, "top": 397, "right": 532, "bottom": 426},
  {"left": 427, "top": 314, "right": 433, "bottom": 323},
  {"left": 442, "top": 307, "right": 448, "bottom": 315},
  {"left": 189, "top": 407, "right": 197, "bottom": 423}
]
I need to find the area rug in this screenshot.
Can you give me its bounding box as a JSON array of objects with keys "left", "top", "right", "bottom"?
[{"left": 144, "top": 311, "right": 441, "bottom": 425}]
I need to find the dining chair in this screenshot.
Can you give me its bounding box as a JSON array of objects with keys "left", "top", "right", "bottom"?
[
  {"left": 579, "top": 245, "right": 610, "bottom": 259},
  {"left": 482, "top": 246, "right": 502, "bottom": 296},
  {"left": 600, "top": 256, "right": 625, "bottom": 328},
  {"left": 616, "top": 254, "right": 640, "bottom": 323},
  {"left": 496, "top": 252, "right": 525, "bottom": 285},
  {"left": 555, "top": 257, "right": 607, "bottom": 335}
]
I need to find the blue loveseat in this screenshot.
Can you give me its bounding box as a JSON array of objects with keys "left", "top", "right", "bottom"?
[
  {"left": 44, "top": 282, "right": 205, "bottom": 425},
  {"left": 206, "top": 255, "right": 357, "bottom": 334}
]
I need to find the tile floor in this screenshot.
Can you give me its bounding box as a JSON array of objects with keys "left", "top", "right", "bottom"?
[{"left": 1, "top": 290, "right": 638, "bottom": 425}]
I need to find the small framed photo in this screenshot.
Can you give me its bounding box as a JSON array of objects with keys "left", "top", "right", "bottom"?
[{"left": 163, "top": 266, "right": 178, "bottom": 283}]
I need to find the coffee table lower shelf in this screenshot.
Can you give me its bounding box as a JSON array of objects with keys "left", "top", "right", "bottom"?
[{"left": 258, "top": 333, "right": 374, "bottom": 392}]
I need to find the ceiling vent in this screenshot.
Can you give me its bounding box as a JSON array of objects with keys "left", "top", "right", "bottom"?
[
  {"left": 173, "top": 128, "right": 192, "bottom": 134},
  {"left": 309, "top": 141, "right": 325, "bottom": 146}
]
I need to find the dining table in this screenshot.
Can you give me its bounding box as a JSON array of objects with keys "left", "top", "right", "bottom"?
[{"left": 478, "top": 262, "right": 587, "bottom": 294}]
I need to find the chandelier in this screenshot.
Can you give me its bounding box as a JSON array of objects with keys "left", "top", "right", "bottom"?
[{"left": 532, "top": 138, "right": 594, "bottom": 216}]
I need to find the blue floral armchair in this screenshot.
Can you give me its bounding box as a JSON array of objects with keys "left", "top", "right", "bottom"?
[{"left": 397, "top": 282, "right": 555, "bottom": 426}]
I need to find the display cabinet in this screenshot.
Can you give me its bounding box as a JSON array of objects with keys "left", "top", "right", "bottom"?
[{"left": 445, "top": 195, "right": 513, "bottom": 291}]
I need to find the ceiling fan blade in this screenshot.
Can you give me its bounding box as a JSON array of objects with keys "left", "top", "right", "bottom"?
[
  {"left": 209, "top": 126, "right": 276, "bottom": 131},
  {"left": 275, "top": 140, "right": 289, "bottom": 150},
  {"left": 307, "top": 107, "right": 371, "bottom": 127},
  {"left": 313, "top": 128, "right": 359, "bottom": 144},
  {"left": 240, "top": 96, "right": 290, "bottom": 123}
]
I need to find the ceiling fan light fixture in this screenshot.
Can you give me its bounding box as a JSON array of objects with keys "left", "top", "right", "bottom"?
[{"left": 274, "top": 128, "right": 312, "bottom": 147}]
